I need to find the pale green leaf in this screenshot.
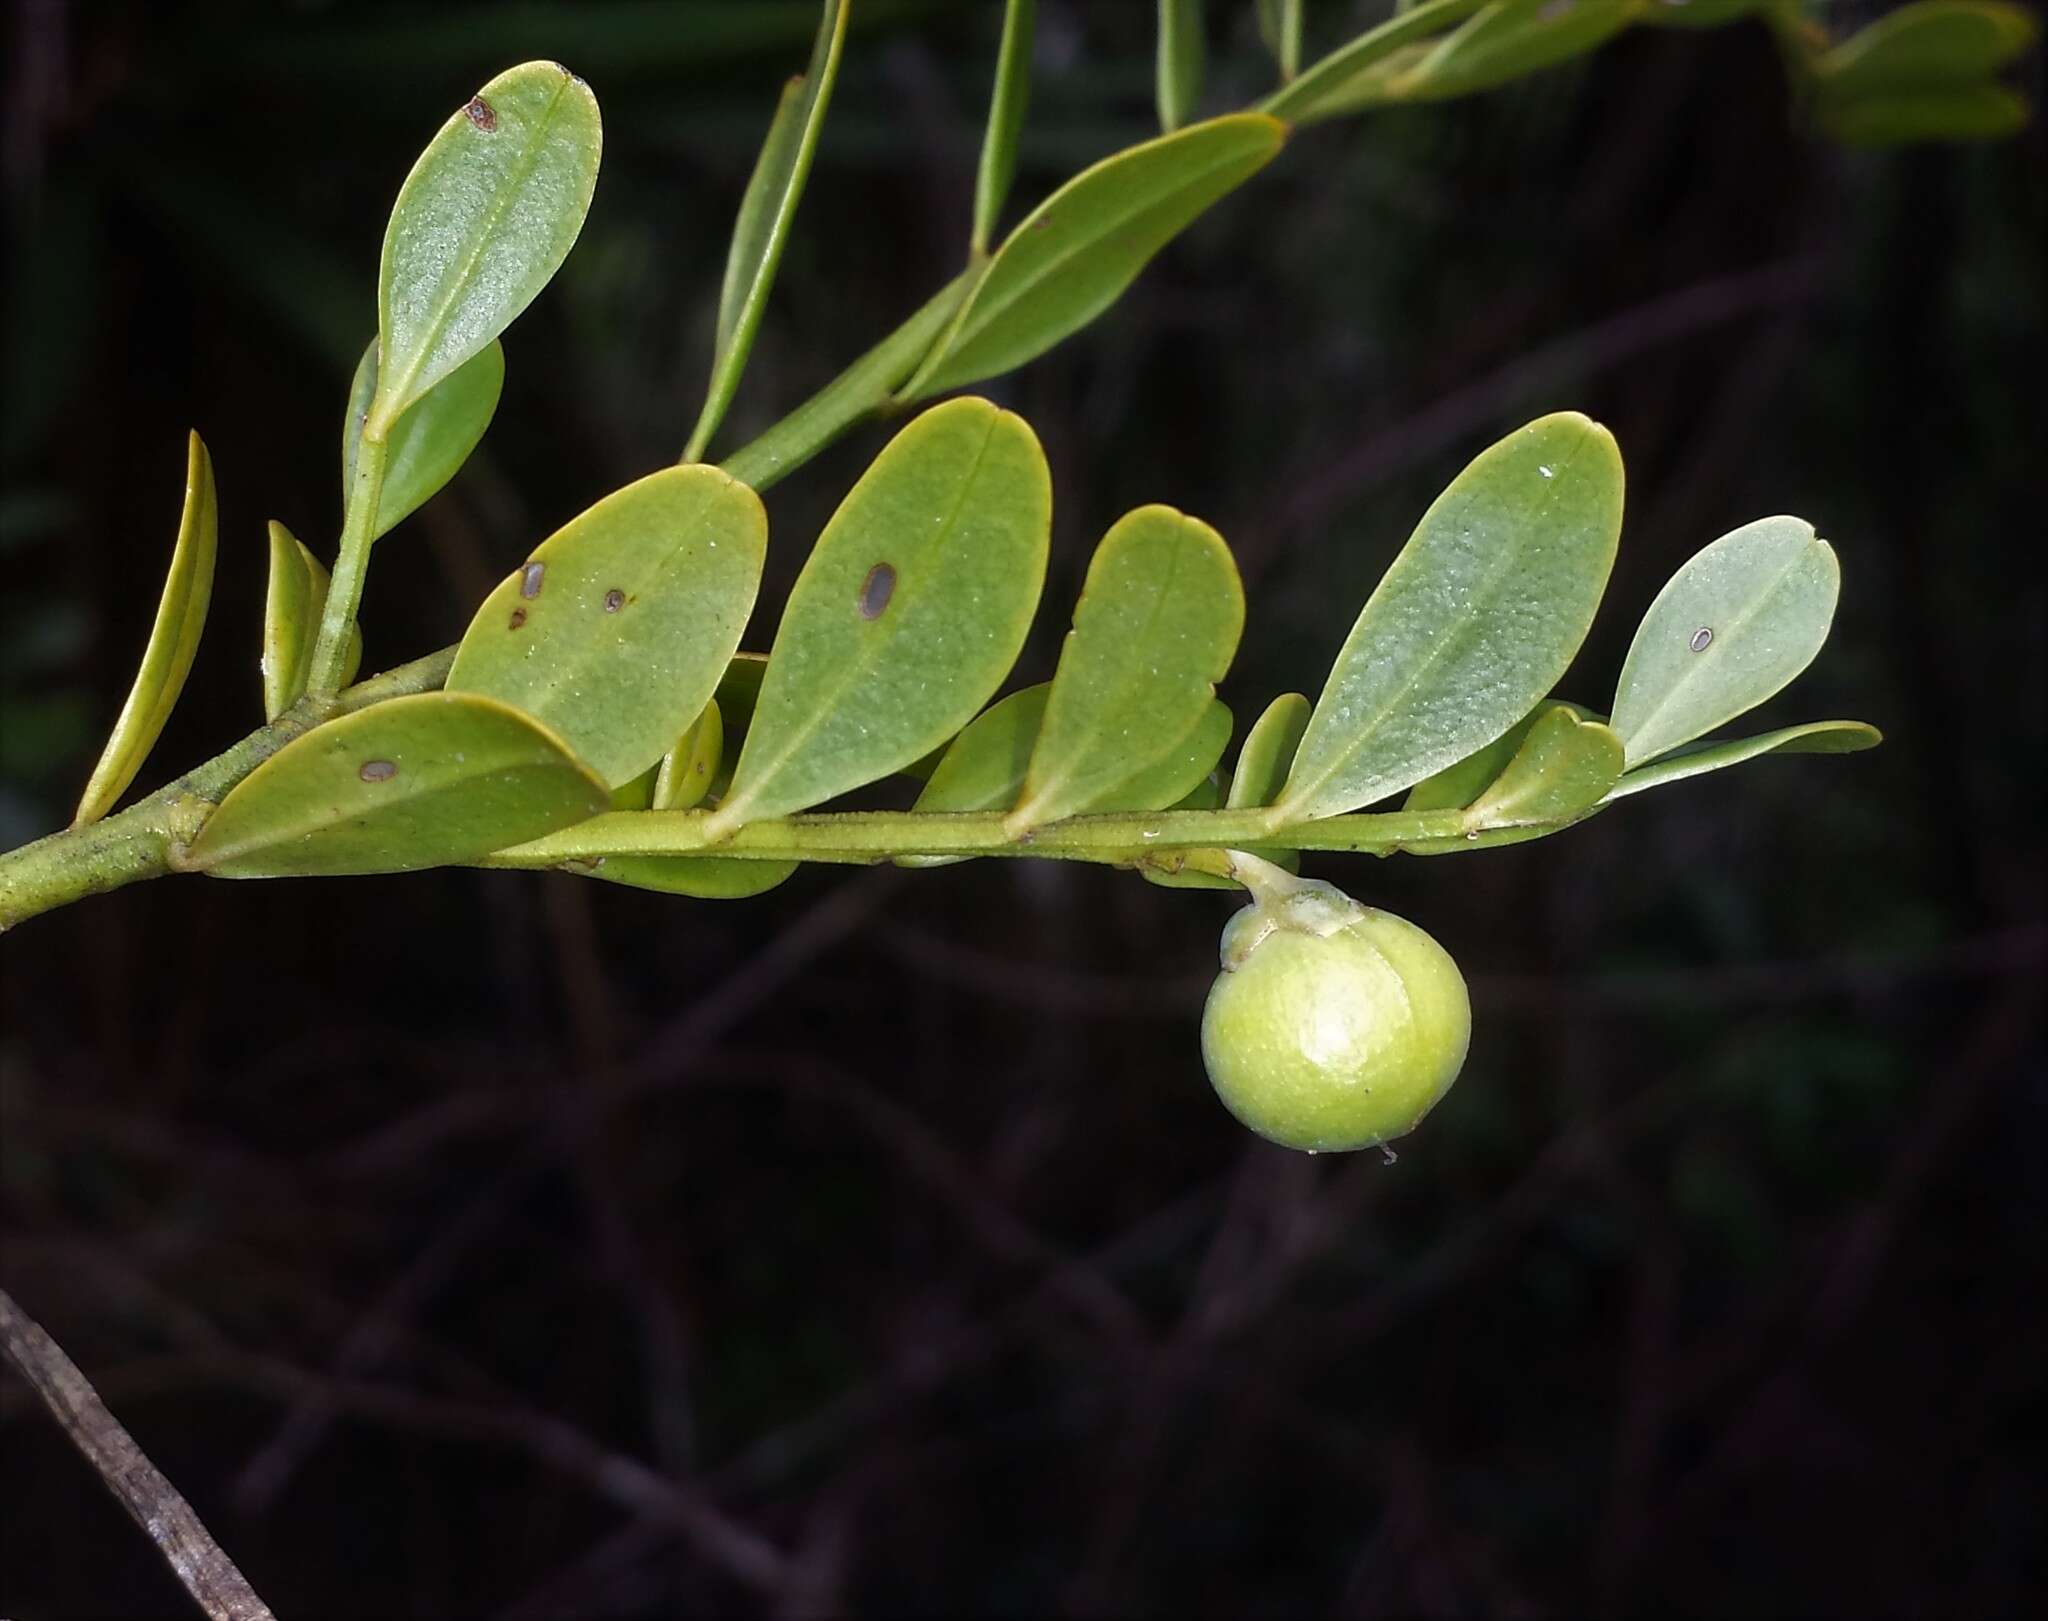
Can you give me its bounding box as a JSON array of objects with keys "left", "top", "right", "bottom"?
[
  {"left": 709, "top": 398, "right": 1051, "bottom": 830},
  {"left": 913, "top": 684, "right": 1049, "bottom": 815},
  {"left": 448, "top": 465, "right": 766, "bottom": 789},
  {"left": 371, "top": 61, "right": 601, "bottom": 436},
  {"left": 344, "top": 339, "right": 504, "bottom": 540},
  {"left": 685, "top": 0, "right": 848, "bottom": 462},
  {"left": 1462, "top": 706, "right": 1624, "bottom": 828},
  {"left": 1815, "top": 1, "right": 2037, "bottom": 96},
  {"left": 1009, "top": 505, "right": 1243, "bottom": 833},
  {"left": 1603, "top": 720, "right": 1882, "bottom": 801},
  {"left": 1817, "top": 84, "right": 2029, "bottom": 145},
  {"left": 1402, "top": 698, "right": 1596, "bottom": 812},
  {"left": 1157, "top": 0, "right": 1206, "bottom": 131},
  {"left": 1257, "top": 0, "right": 1306, "bottom": 80},
  {"left": 1609, "top": 514, "right": 1839, "bottom": 766},
  {"left": 902, "top": 115, "right": 1285, "bottom": 400},
  {"left": 1087, "top": 699, "right": 1232, "bottom": 813},
  {"left": 74, "top": 432, "right": 218, "bottom": 826},
  {"left": 580, "top": 851, "right": 797, "bottom": 900},
  {"left": 1382, "top": 0, "right": 1642, "bottom": 104},
  {"left": 1271, "top": 412, "right": 1624, "bottom": 825},
  {"left": 972, "top": 0, "right": 1037, "bottom": 256},
  {"left": 1262, "top": 0, "right": 1488, "bottom": 123},
  {"left": 262, "top": 521, "right": 361, "bottom": 722},
  {"left": 180, "top": 692, "right": 607, "bottom": 877},
  {"left": 1227, "top": 692, "right": 1311, "bottom": 810},
  {"left": 653, "top": 700, "right": 723, "bottom": 811}
]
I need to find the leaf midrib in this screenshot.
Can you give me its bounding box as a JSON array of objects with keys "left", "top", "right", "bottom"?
[{"left": 1280, "top": 430, "right": 1595, "bottom": 819}]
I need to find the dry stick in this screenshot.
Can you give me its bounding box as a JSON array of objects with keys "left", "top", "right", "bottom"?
[{"left": 0, "top": 1287, "right": 276, "bottom": 1621}]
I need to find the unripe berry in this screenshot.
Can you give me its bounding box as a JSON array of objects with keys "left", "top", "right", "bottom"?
[{"left": 1200, "top": 880, "right": 1470, "bottom": 1153}]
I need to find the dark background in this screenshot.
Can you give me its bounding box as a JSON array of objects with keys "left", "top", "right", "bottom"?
[{"left": 3, "top": 2, "right": 2043, "bottom": 1616}]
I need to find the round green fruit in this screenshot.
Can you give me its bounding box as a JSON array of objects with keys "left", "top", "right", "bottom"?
[{"left": 1200, "top": 885, "right": 1471, "bottom": 1153}]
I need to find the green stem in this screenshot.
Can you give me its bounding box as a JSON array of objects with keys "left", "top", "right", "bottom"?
[
  {"left": 0, "top": 650, "right": 455, "bottom": 932},
  {"left": 307, "top": 433, "right": 389, "bottom": 695},
  {"left": 715, "top": 268, "right": 980, "bottom": 490},
  {"left": 484, "top": 804, "right": 1479, "bottom": 870}
]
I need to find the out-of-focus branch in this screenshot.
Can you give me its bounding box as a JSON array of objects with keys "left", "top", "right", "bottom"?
[{"left": 0, "top": 1287, "right": 276, "bottom": 1621}]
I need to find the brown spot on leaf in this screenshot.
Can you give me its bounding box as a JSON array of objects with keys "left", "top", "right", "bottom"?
[
  {"left": 358, "top": 759, "right": 398, "bottom": 783},
  {"left": 521, "top": 562, "right": 546, "bottom": 599},
  {"left": 465, "top": 96, "right": 498, "bottom": 131},
  {"left": 858, "top": 562, "right": 897, "bottom": 620},
  {"left": 603, "top": 589, "right": 625, "bottom": 613},
  {"left": 509, "top": 608, "right": 527, "bottom": 629},
  {"left": 1689, "top": 626, "right": 1714, "bottom": 653}
]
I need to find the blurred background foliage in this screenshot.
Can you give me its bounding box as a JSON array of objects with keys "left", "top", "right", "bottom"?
[{"left": 2, "top": 2, "right": 2042, "bottom": 1616}]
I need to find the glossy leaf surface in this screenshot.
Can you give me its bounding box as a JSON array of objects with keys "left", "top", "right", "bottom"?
[
  {"left": 344, "top": 339, "right": 504, "bottom": 540},
  {"left": 183, "top": 692, "right": 607, "bottom": 877},
  {"left": 1272, "top": 413, "right": 1623, "bottom": 825},
  {"left": 686, "top": 0, "right": 847, "bottom": 460},
  {"left": 1157, "top": 0, "right": 1206, "bottom": 130},
  {"left": 903, "top": 115, "right": 1284, "bottom": 399},
  {"left": 1009, "top": 505, "right": 1243, "bottom": 833},
  {"left": 1462, "top": 706, "right": 1624, "bottom": 828},
  {"left": 711, "top": 399, "right": 1051, "bottom": 829},
  {"left": 973, "top": 0, "right": 1037, "bottom": 254},
  {"left": 74, "top": 432, "right": 218, "bottom": 826},
  {"left": 262, "top": 521, "right": 360, "bottom": 721},
  {"left": 371, "top": 61, "right": 600, "bottom": 435},
  {"left": 1609, "top": 515, "right": 1838, "bottom": 767},
  {"left": 1604, "top": 720, "right": 1882, "bottom": 800},
  {"left": 448, "top": 465, "right": 766, "bottom": 788}
]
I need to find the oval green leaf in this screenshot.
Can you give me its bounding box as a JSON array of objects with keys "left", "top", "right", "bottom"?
[
  {"left": 262, "top": 520, "right": 361, "bottom": 721},
  {"left": 580, "top": 851, "right": 797, "bottom": 901},
  {"left": 913, "top": 684, "right": 1050, "bottom": 816},
  {"left": 1086, "top": 699, "right": 1232, "bottom": 813},
  {"left": 1401, "top": 697, "right": 1597, "bottom": 812},
  {"left": 685, "top": 0, "right": 848, "bottom": 462},
  {"left": 709, "top": 398, "right": 1051, "bottom": 831},
  {"left": 901, "top": 114, "right": 1285, "bottom": 400},
  {"left": 181, "top": 691, "right": 607, "bottom": 877},
  {"left": 1461, "top": 706, "right": 1624, "bottom": 829},
  {"left": 1226, "top": 691, "right": 1311, "bottom": 810},
  {"left": 344, "top": 339, "right": 504, "bottom": 540},
  {"left": 1385, "top": 0, "right": 1641, "bottom": 103},
  {"left": 447, "top": 464, "right": 767, "bottom": 788},
  {"left": 1157, "top": 0, "right": 1207, "bottom": 131},
  {"left": 371, "top": 61, "right": 601, "bottom": 436},
  {"left": 1008, "top": 505, "right": 1243, "bottom": 834},
  {"left": 74, "top": 431, "right": 218, "bottom": 826},
  {"left": 1270, "top": 412, "right": 1624, "bottom": 826},
  {"left": 1816, "top": 84, "right": 2029, "bottom": 145},
  {"left": 1262, "top": 0, "right": 1488, "bottom": 122},
  {"left": 1815, "top": 1, "right": 2037, "bottom": 97},
  {"left": 1603, "top": 720, "right": 1882, "bottom": 802},
  {"left": 972, "top": 0, "right": 1037, "bottom": 254},
  {"left": 1609, "top": 514, "right": 1839, "bottom": 767},
  {"left": 653, "top": 700, "right": 724, "bottom": 812}
]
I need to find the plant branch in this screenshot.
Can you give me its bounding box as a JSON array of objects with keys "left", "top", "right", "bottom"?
[
  {"left": 483, "top": 804, "right": 1519, "bottom": 871},
  {"left": 308, "top": 432, "right": 390, "bottom": 694},
  {"left": 0, "top": 647, "right": 456, "bottom": 931},
  {"left": 0, "top": 1287, "right": 276, "bottom": 1621}
]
